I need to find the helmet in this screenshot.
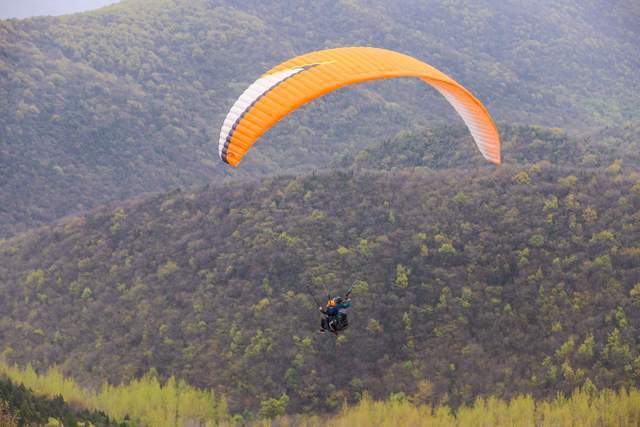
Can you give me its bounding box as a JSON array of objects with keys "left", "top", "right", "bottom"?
[{"left": 334, "top": 296, "right": 343, "bottom": 304}]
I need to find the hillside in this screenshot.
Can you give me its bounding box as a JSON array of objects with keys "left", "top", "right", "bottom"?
[
  {"left": 337, "top": 123, "right": 640, "bottom": 171},
  {"left": 2, "top": 0, "right": 640, "bottom": 236},
  {"left": 2, "top": 361, "right": 640, "bottom": 426},
  {"left": 1, "top": 158, "right": 638, "bottom": 415},
  {"left": 0, "top": 376, "right": 122, "bottom": 426},
  {"left": 0, "top": 361, "right": 640, "bottom": 427}
]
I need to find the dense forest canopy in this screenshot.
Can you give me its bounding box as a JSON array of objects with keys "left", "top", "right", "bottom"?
[
  {"left": 3, "top": 360, "right": 639, "bottom": 425},
  {"left": 1, "top": 124, "right": 638, "bottom": 415},
  {"left": 1, "top": 0, "right": 639, "bottom": 423},
  {"left": 1, "top": 0, "right": 639, "bottom": 236},
  {"left": 337, "top": 123, "right": 640, "bottom": 171}
]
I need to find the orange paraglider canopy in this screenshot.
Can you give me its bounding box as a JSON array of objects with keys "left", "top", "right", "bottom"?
[{"left": 219, "top": 47, "right": 500, "bottom": 166}]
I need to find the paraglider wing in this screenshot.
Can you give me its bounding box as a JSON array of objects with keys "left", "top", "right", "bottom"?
[{"left": 218, "top": 47, "right": 500, "bottom": 166}]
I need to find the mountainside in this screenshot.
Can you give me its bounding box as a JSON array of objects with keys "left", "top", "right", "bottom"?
[
  {"left": 2, "top": 0, "right": 640, "bottom": 236},
  {"left": 337, "top": 123, "right": 640, "bottom": 171},
  {"left": 3, "top": 359, "right": 640, "bottom": 426},
  {"left": 1, "top": 149, "right": 638, "bottom": 414}
]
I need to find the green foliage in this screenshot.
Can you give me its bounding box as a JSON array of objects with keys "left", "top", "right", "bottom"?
[
  {"left": 357, "top": 239, "right": 372, "bottom": 257},
  {"left": 578, "top": 334, "right": 595, "bottom": 359},
  {"left": 438, "top": 243, "right": 456, "bottom": 255},
  {"left": 0, "top": 376, "right": 122, "bottom": 426},
  {"left": 583, "top": 206, "right": 598, "bottom": 224},
  {"left": 281, "top": 387, "right": 640, "bottom": 426},
  {"left": 353, "top": 280, "right": 369, "bottom": 295},
  {"left": 0, "top": 2, "right": 638, "bottom": 419},
  {"left": 394, "top": 264, "right": 409, "bottom": 288},
  {"left": 156, "top": 260, "right": 179, "bottom": 278},
  {"left": 558, "top": 175, "right": 578, "bottom": 189},
  {"left": 513, "top": 171, "right": 532, "bottom": 185},
  {"left": 0, "top": 164, "right": 638, "bottom": 415},
  {"left": 5, "top": 361, "right": 640, "bottom": 426},
  {"left": 339, "top": 123, "right": 640, "bottom": 172},
  {"left": 258, "top": 393, "right": 289, "bottom": 419},
  {"left": 0, "top": 361, "right": 228, "bottom": 426},
  {"left": 2, "top": 0, "right": 640, "bottom": 236},
  {"left": 25, "top": 269, "right": 45, "bottom": 288},
  {"left": 528, "top": 234, "right": 545, "bottom": 248}
]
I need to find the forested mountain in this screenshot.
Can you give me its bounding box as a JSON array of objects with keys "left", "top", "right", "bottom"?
[
  {"left": 2, "top": 0, "right": 639, "bottom": 423},
  {"left": 2, "top": 0, "right": 639, "bottom": 236},
  {"left": 1, "top": 125, "right": 638, "bottom": 415},
  {"left": 3, "top": 359, "right": 639, "bottom": 426},
  {"left": 337, "top": 123, "right": 640, "bottom": 171}
]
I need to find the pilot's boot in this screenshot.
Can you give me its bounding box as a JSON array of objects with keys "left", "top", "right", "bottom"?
[{"left": 320, "top": 318, "right": 327, "bottom": 333}]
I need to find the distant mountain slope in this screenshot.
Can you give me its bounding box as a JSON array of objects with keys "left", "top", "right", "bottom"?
[
  {"left": 1, "top": 0, "right": 639, "bottom": 236},
  {"left": 1, "top": 164, "right": 638, "bottom": 414},
  {"left": 336, "top": 123, "right": 640, "bottom": 171}
]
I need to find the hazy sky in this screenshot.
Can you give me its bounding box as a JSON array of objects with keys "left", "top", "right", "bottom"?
[{"left": 0, "top": 0, "right": 120, "bottom": 19}]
